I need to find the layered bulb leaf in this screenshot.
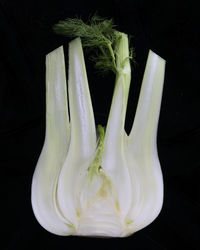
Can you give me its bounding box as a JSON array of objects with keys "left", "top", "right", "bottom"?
[{"left": 31, "top": 35, "right": 166, "bottom": 237}]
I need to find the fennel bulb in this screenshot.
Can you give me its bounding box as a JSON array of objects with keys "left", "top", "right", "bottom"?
[{"left": 31, "top": 16, "right": 166, "bottom": 237}]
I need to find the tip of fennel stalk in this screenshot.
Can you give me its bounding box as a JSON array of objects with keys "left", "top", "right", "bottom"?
[{"left": 53, "top": 14, "right": 134, "bottom": 75}]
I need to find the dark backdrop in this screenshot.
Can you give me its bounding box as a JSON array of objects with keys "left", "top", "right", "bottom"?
[{"left": 0, "top": 0, "right": 199, "bottom": 249}]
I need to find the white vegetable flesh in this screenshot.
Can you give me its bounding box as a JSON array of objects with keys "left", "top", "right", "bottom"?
[{"left": 31, "top": 35, "right": 165, "bottom": 237}]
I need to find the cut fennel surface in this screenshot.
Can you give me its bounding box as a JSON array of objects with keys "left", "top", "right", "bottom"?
[{"left": 31, "top": 36, "right": 165, "bottom": 237}]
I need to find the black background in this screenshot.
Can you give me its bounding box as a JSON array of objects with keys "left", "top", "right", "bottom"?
[{"left": 0, "top": 0, "right": 199, "bottom": 249}]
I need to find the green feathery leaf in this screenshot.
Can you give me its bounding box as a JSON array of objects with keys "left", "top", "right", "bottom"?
[{"left": 53, "top": 15, "right": 123, "bottom": 74}]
